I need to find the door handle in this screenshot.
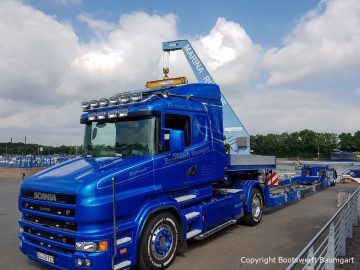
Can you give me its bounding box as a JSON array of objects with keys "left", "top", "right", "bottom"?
[{"left": 187, "top": 165, "right": 197, "bottom": 177}]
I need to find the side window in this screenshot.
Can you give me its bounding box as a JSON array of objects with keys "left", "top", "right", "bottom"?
[
  {"left": 192, "top": 116, "right": 207, "bottom": 144},
  {"left": 164, "top": 114, "right": 191, "bottom": 151}
]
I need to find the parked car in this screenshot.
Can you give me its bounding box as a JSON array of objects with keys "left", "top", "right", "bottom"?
[{"left": 338, "top": 169, "right": 360, "bottom": 184}]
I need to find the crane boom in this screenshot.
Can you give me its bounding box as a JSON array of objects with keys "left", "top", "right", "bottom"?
[{"left": 162, "top": 40, "right": 250, "bottom": 155}]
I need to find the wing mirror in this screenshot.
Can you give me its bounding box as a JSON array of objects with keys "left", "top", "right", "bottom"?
[{"left": 164, "top": 129, "right": 185, "bottom": 153}]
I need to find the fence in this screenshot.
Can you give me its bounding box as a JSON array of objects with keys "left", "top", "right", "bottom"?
[
  {"left": 286, "top": 186, "right": 360, "bottom": 270},
  {"left": 0, "top": 155, "right": 73, "bottom": 168}
]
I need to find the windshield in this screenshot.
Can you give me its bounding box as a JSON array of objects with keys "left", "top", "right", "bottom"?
[{"left": 83, "top": 116, "right": 157, "bottom": 158}]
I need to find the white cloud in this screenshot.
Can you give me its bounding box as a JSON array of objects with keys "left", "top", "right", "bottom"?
[
  {"left": 0, "top": 4, "right": 179, "bottom": 145},
  {"left": 58, "top": 12, "right": 178, "bottom": 99},
  {"left": 78, "top": 14, "right": 115, "bottom": 38},
  {"left": 0, "top": 1, "right": 78, "bottom": 104},
  {"left": 264, "top": 0, "right": 360, "bottom": 87},
  {"left": 55, "top": 0, "right": 81, "bottom": 5},
  {"left": 196, "top": 18, "right": 263, "bottom": 89},
  {"left": 1, "top": 0, "right": 359, "bottom": 146}
]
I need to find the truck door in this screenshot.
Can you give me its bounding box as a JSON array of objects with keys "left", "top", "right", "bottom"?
[
  {"left": 190, "top": 114, "right": 215, "bottom": 185},
  {"left": 153, "top": 113, "right": 214, "bottom": 191}
]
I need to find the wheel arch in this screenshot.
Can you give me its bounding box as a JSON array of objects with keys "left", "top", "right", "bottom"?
[
  {"left": 237, "top": 180, "right": 264, "bottom": 213},
  {"left": 134, "top": 202, "right": 184, "bottom": 264}
]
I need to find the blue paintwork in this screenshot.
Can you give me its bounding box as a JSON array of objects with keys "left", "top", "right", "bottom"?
[
  {"left": 18, "top": 81, "right": 335, "bottom": 270},
  {"left": 265, "top": 165, "right": 334, "bottom": 208},
  {"left": 234, "top": 180, "right": 263, "bottom": 213},
  {"left": 345, "top": 170, "right": 360, "bottom": 178}
]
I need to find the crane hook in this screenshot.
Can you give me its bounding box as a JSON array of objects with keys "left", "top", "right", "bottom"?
[{"left": 163, "top": 51, "right": 170, "bottom": 79}]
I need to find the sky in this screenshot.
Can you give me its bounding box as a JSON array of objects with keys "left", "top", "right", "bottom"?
[{"left": 0, "top": 0, "right": 359, "bottom": 146}]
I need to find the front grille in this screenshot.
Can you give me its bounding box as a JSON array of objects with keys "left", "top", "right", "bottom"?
[
  {"left": 25, "top": 236, "right": 74, "bottom": 254},
  {"left": 24, "top": 213, "right": 77, "bottom": 232},
  {"left": 24, "top": 226, "right": 75, "bottom": 246},
  {"left": 22, "top": 190, "right": 76, "bottom": 204},
  {"left": 22, "top": 202, "right": 75, "bottom": 217}
]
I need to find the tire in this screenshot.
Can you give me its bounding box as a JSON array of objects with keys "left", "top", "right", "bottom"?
[
  {"left": 138, "top": 212, "right": 179, "bottom": 270},
  {"left": 242, "top": 188, "right": 263, "bottom": 226}
]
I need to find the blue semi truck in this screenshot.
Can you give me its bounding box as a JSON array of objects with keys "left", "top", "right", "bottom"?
[{"left": 18, "top": 40, "right": 336, "bottom": 270}]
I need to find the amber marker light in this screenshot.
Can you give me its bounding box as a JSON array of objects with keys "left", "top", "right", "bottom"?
[{"left": 98, "top": 241, "right": 108, "bottom": 251}]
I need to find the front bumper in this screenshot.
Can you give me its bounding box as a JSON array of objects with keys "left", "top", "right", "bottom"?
[{"left": 19, "top": 234, "right": 112, "bottom": 270}]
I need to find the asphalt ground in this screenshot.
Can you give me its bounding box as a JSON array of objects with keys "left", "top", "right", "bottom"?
[{"left": 0, "top": 176, "right": 358, "bottom": 270}]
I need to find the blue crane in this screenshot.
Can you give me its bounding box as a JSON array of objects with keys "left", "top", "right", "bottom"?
[{"left": 162, "top": 40, "right": 250, "bottom": 155}]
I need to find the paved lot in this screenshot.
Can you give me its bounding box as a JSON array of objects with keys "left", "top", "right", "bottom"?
[{"left": 0, "top": 176, "right": 357, "bottom": 270}]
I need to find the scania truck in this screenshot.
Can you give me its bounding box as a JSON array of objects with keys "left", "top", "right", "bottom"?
[{"left": 18, "top": 40, "right": 336, "bottom": 270}]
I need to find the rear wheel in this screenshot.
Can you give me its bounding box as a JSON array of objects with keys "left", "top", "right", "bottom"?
[
  {"left": 138, "top": 212, "right": 179, "bottom": 270},
  {"left": 242, "top": 188, "right": 263, "bottom": 226}
]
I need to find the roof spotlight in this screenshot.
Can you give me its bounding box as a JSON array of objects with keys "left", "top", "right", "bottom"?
[
  {"left": 162, "top": 91, "right": 170, "bottom": 98},
  {"left": 97, "top": 112, "right": 106, "bottom": 120},
  {"left": 130, "top": 93, "right": 142, "bottom": 102},
  {"left": 88, "top": 114, "right": 96, "bottom": 121},
  {"left": 108, "top": 110, "right": 118, "bottom": 118},
  {"left": 99, "top": 98, "right": 109, "bottom": 107},
  {"left": 90, "top": 100, "right": 99, "bottom": 108},
  {"left": 119, "top": 96, "right": 130, "bottom": 103},
  {"left": 81, "top": 101, "right": 90, "bottom": 109},
  {"left": 109, "top": 97, "right": 119, "bottom": 105},
  {"left": 118, "top": 109, "right": 128, "bottom": 117}
]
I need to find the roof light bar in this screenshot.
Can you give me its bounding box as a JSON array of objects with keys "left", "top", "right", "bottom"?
[
  {"left": 82, "top": 90, "right": 148, "bottom": 112},
  {"left": 145, "top": 76, "right": 188, "bottom": 89}
]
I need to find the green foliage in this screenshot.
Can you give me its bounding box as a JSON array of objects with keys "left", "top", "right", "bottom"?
[
  {"left": 0, "top": 142, "right": 81, "bottom": 155},
  {"left": 251, "top": 129, "right": 355, "bottom": 159}
]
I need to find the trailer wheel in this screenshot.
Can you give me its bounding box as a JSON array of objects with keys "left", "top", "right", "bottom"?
[
  {"left": 242, "top": 188, "right": 263, "bottom": 226},
  {"left": 138, "top": 212, "right": 179, "bottom": 270}
]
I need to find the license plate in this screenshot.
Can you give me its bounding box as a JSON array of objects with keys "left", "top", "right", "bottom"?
[{"left": 36, "top": 251, "right": 54, "bottom": 264}]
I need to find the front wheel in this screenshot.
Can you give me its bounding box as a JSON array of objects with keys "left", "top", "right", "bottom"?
[
  {"left": 138, "top": 212, "right": 179, "bottom": 270},
  {"left": 242, "top": 188, "right": 264, "bottom": 226}
]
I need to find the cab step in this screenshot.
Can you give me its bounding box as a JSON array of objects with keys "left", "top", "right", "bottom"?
[
  {"left": 174, "top": 194, "right": 196, "bottom": 203},
  {"left": 186, "top": 229, "right": 201, "bottom": 239},
  {"left": 195, "top": 220, "right": 236, "bottom": 240},
  {"left": 114, "top": 260, "right": 131, "bottom": 270},
  {"left": 185, "top": 211, "right": 200, "bottom": 220},
  {"left": 116, "top": 237, "right": 131, "bottom": 245}
]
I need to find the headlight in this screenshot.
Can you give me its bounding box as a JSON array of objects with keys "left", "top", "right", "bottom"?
[{"left": 75, "top": 241, "right": 108, "bottom": 252}]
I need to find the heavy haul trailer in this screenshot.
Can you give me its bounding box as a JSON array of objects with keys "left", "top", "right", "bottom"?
[{"left": 18, "top": 40, "right": 336, "bottom": 270}]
